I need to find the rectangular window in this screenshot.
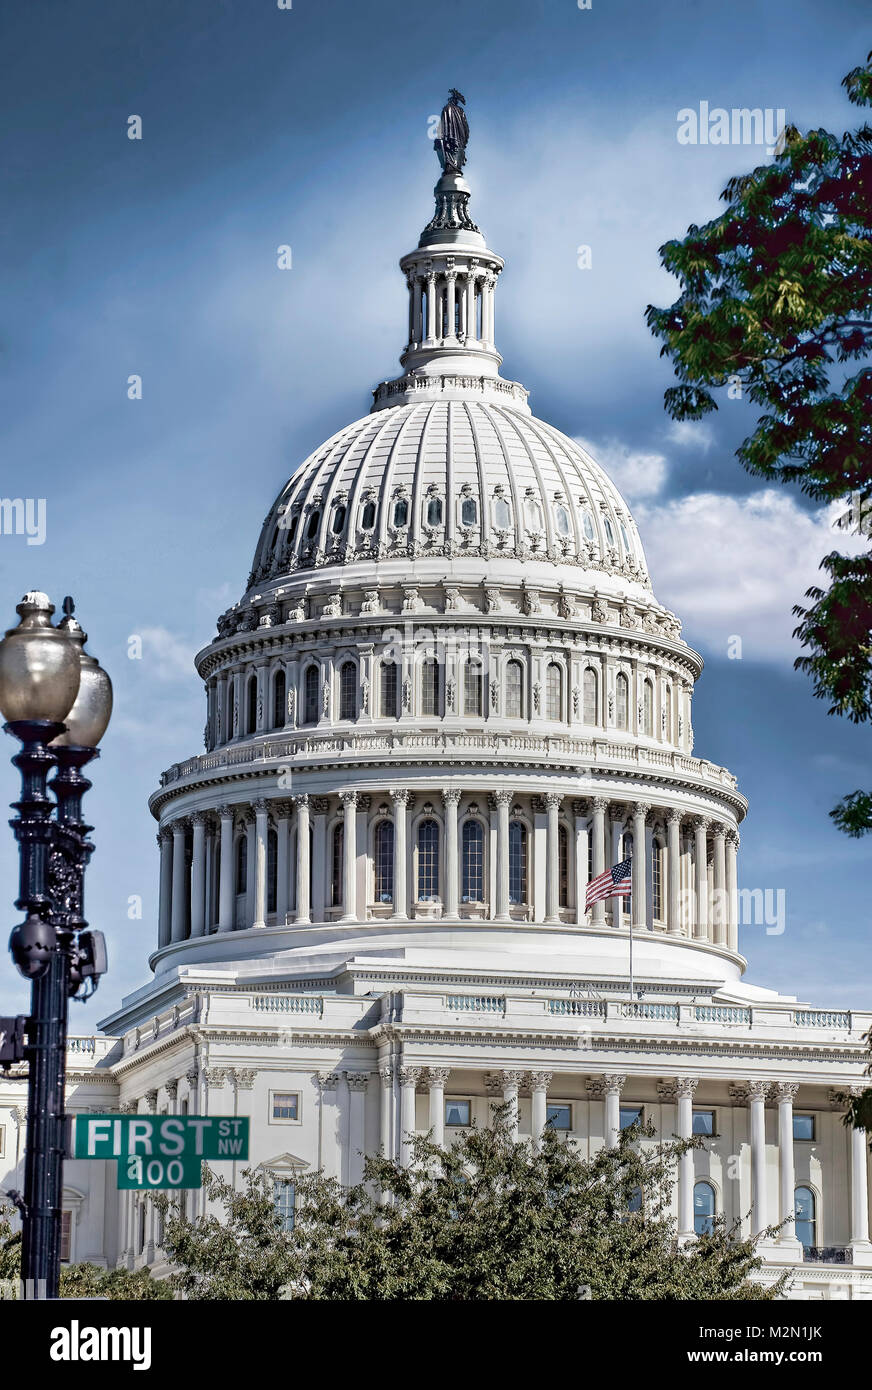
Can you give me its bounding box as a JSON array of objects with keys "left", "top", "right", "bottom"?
[
  {"left": 793, "top": 1113, "right": 815, "bottom": 1141},
  {"left": 619, "top": 1105, "right": 643, "bottom": 1130},
  {"left": 692, "top": 1109, "right": 715, "bottom": 1136},
  {"left": 445, "top": 1098, "right": 471, "bottom": 1127},
  {"left": 546, "top": 1104, "right": 571, "bottom": 1131},
  {"left": 60, "top": 1210, "right": 72, "bottom": 1263},
  {"left": 381, "top": 661, "right": 398, "bottom": 718},
  {"left": 274, "top": 1180, "right": 296, "bottom": 1233},
  {"left": 272, "top": 1091, "right": 300, "bottom": 1122}
]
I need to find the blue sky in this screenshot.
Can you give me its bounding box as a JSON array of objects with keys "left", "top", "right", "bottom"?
[{"left": 0, "top": 0, "right": 869, "bottom": 1023}]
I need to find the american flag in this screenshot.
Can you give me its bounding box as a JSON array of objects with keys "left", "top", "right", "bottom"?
[{"left": 585, "top": 857, "right": 633, "bottom": 911}]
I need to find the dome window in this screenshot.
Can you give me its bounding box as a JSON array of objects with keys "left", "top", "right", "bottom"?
[
  {"left": 394, "top": 497, "right": 409, "bottom": 528},
  {"left": 492, "top": 497, "right": 511, "bottom": 529},
  {"left": 417, "top": 820, "right": 440, "bottom": 901},
  {"left": 361, "top": 500, "right": 376, "bottom": 530},
  {"left": 619, "top": 521, "right": 631, "bottom": 553},
  {"left": 555, "top": 505, "right": 571, "bottom": 536},
  {"left": 306, "top": 510, "right": 321, "bottom": 541},
  {"left": 461, "top": 497, "right": 478, "bottom": 527},
  {"left": 603, "top": 517, "right": 616, "bottom": 548},
  {"left": 427, "top": 497, "right": 443, "bottom": 527},
  {"left": 331, "top": 505, "right": 347, "bottom": 535},
  {"left": 524, "top": 498, "right": 542, "bottom": 530},
  {"left": 287, "top": 514, "right": 299, "bottom": 544},
  {"left": 582, "top": 510, "right": 595, "bottom": 542}
]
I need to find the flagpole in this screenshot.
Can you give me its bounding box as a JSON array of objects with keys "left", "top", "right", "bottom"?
[{"left": 628, "top": 856, "right": 634, "bottom": 1000}]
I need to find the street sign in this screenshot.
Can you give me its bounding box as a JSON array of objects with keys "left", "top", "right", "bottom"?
[
  {"left": 117, "top": 1154, "right": 204, "bottom": 1190},
  {"left": 0, "top": 1016, "right": 27, "bottom": 1068},
  {"left": 71, "top": 1114, "right": 249, "bottom": 1162}
]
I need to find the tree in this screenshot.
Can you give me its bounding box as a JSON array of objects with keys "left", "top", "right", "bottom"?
[
  {"left": 646, "top": 51, "right": 872, "bottom": 835},
  {"left": 158, "top": 1112, "right": 783, "bottom": 1301},
  {"left": 0, "top": 1202, "right": 171, "bottom": 1300}
]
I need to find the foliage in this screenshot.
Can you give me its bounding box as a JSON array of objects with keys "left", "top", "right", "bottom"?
[
  {"left": 646, "top": 50, "right": 872, "bottom": 834},
  {"left": 0, "top": 1201, "right": 171, "bottom": 1299},
  {"left": 157, "top": 1111, "right": 783, "bottom": 1301}
]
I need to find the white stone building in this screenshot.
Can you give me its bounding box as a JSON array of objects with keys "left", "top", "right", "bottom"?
[{"left": 2, "top": 146, "right": 870, "bottom": 1299}]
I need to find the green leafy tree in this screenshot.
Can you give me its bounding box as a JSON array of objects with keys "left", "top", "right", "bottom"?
[
  {"left": 0, "top": 1201, "right": 170, "bottom": 1299},
  {"left": 646, "top": 50, "right": 872, "bottom": 835},
  {"left": 158, "top": 1112, "right": 783, "bottom": 1301}
]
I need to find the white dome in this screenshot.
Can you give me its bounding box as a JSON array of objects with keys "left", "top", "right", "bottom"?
[{"left": 250, "top": 401, "right": 650, "bottom": 590}]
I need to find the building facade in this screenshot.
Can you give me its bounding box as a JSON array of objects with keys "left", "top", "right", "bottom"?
[{"left": 1, "top": 141, "right": 870, "bottom": 1299}]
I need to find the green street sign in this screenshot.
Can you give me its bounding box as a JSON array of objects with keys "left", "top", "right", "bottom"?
[
  {"left": 71, "top": 1114, "right": 249, "bottom": 1164},
  {"left": 117, "top": 1153, "right": 204, "bottom": 1190}
]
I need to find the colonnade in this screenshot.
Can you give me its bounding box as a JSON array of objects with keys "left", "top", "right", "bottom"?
[{"left": 156, "top": 790, "right": 740, "bottom": 952}]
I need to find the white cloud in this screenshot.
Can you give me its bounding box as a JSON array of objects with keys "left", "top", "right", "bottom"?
[
  {"left": 635, "top": 489, "right": 867, "bottom": 660},
  {"left": 665, "top": 419, "right": 715, "bottom": 453},
  {"left": 575, "top": 436, "right": 668, "bottom": 502},
  {"left": 136, "top": 626, "right": 198, "bottom": 682}
]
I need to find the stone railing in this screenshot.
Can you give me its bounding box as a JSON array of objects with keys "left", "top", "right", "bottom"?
[
  {"left": 445, "top": 995, "right": 506, "bottom": 1014},
  {"left": 252, "top": 994, "right": 324, "bottom": 1016},
  {"left": 694, "top": 1006, "right": 751, "bottom": 1025},
  {"left": 794, "top": 1010, "right": 852, "bottom": 1029},
  {"left": 619, "top": 1002, "right": 680, "bottom": 1021},
  {"left": 67, "top": 1037, "right": 97, "bottom": 1055},
  {"left": 547, "top": 999, "right": 607, "bottom": 1018}
]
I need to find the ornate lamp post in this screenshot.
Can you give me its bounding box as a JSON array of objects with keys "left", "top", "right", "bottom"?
[{"left": 0, "top": 592, "right": 112, "bottom": 1299}]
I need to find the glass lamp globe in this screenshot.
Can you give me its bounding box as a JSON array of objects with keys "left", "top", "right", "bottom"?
[
  {"left": 51, "top": 599, "right": 113, "bottom": 749},
  {"left": 0, "top": 591, "right": 82, "bottom": 725}
]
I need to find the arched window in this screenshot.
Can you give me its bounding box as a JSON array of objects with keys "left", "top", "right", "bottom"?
[
  {"left": 462, "top": 820, "right": 484, "bottom": 902},
  {"left": 603, "top": 517, "right": 616, "bottom": 548},
  {"left": 546, "top": 663, "right": 562, "bottom": 721},
  {"left": 361, "top": 500, "right": 376, "bottom": 530},
  {"left": 509, "top": 821, "right": 527, "bottom": 905},
  {"left": 331, "top": 505, "right": 346, "bottom": 534},
  {"left": 381, "top": 660, "right": 399, "bottom": 718},
  {"left": 525, "top": 498, "right": 542, "bottom": 531},
  {"left": 505, "top": 660, "right": 524, "bottom": 718},
  {"left": 558, "top": 824, "right": 569, "bottom": 907},
  {"left": 306, "top": 509, "right": 321, "bottom": 540},
  {"left": 427, "top": 497, "right": 443, "bottom": 527},
  {"left": 225, "top": 682, "right": 234, "bottom": 742},
  {"left": 421, "top": 658, "right": 440, "bottom": 716},
  {"left": 272, "top": 669, "right": 286, "bottom": 730},
  {"left": 582, "top": 510, "right": 595, "bottom": 542},
  {"left": 331, "top": 823, "right": 344, "bottom": 908},
  {"left": 236, "top": 836, "right": 247, "bottom": 895},
  {"left": 374, "top": 820, "right": 394, "bottom": 903},
  {"left": 615, "top": 673, "right": 629, "bottom": 731},
  {"left": 393, "top": 497, "right": 409, "bottom": 528},
  {"left": 339, "top": 661, "right": 357, "bottom": 721},
  {"left": 246, "top": 673, "right": 257, "bottom": 735},
  {"left": 464, "top": 659, "right": 483, "bottom": 716},
  {"left": 417, "top": 819, "right": 439, "bottom": 901},
  {"left": 619, "top": 521, "right": 631, "bottom": 553},
  {"left": 643, "top": 679, "right": 654, "bottom": 736},
  {"left": 652, "top": 838, "right": 663, "bottom": 921},
  {"left": 461, "top": 497, "right": 477, "bottom": 527},
  {"left": 583, "top": 668, "right": 597, "bottom": 725},
  {"left": 555, "top": 505, "right": 571, "bottom": 536},
  {"left": 304, "top": 666, "right": 319, "bottom": 724},
  {"left": 287, "top": 513, "right": 299, "bottom": 545},
  {"left": 794, "top": 1187, "right": 816, "bottom": 1249},
  {"left": 623, "top": 830, "right": 633, "bottom": 862},
  {"left": 693, "top": 1181, "right": 716, "bottom": 1236},
  {"left": 493, "top": 496, "right": 511, "bottom": 529},
  {"left": 664, "top": 686, "right": 672, "bottom": 742},
  {"left": 267, "top": 827, "right": 278, "bottom": 915}
]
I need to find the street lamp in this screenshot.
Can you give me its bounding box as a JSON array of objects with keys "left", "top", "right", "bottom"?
[{"left": 0, "top": 591, "right": 112, "bottom": 1299}]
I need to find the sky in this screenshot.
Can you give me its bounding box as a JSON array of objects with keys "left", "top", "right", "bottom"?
[{"left": 0, "top": 0, "right": 869, "bottom": 1025}]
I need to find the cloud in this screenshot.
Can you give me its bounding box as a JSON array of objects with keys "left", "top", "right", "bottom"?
[
  {"left": 575, "top": 436, "right": 668, "bottom": 502},
  {"left": 665, "top": 419, "right": 715, "bottom": 453},
  {"left": 135, "top": 626, "right": 198, "bottom": 683}
]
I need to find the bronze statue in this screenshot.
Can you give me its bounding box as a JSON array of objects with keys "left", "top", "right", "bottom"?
[{"left": 434, "top": 89, "right": 469, "bottom": 173}]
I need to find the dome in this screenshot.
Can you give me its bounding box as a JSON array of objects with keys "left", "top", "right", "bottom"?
[{"left": 249, "top": 401, "right": 650, "bottom": 591}]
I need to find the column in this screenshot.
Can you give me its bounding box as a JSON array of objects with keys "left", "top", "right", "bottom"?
[
  {"left": 726, "top": 831, "right": 739, "bottom": 953},
  {"left": 215, "top": 672, "right": 227, "bottom": 745},
  {"left": 217, "top": 805, "right": 234, "bottom": 932},
  {"left": 500, "top": 1071, "right": 523, "bottom": 1142},
  {"left": 311, "top": 798, "right": 328, "bottom": 920},
  {"left": 747, "top": 1080, "right": 769, "bottom": 1236},
  {"left": 589, "top": 1075, "right": 625, "bottom": 1148},
  {"left": 493, "top": 790, "right": 512, "bottom": 921},
  {"left": 244, "top": 812, "right": 256, "bottom": 925},
  {"left": 850, "top": 1090, "right": 872, "bottom": 1250},
  {"left": 275, "top": 801, "right": 290, "bottom": 924},
  {"left": 293, "top": 795, "right": 310, "bottom": 923},
  {"left": 442, "top": 790, "right": 460, "bottom": 919},
  {"left": 669, "top": 1078, "right": 698, "bottom": 1237},
  {"left": 252, "top": 799, "right": 269, "bottom": 929},
  {"left": 412, "top": 277, "right": 423, "bottom": 343},
  {"left": 693, "top": 817, "right": 709, "bottom": 940},
  {"left": 589, "top": 798, "right": 607, "bottom": 924},
  {"left": 318, "top": 1073, "right": 342, "bottom": 1179},
  {"left": 530, "top": 1071, "right": 552, "bottom": 1150},
  {"left": 573, "top": 800, "right": 588, "bottom": 925},
  {"left": 465, "top": 271, "right": 477, "bottom": 340},
  {"left": 631, "top": 802, "right": 649, "bottom": 929},
  {"left": 712, "top": 824, "right": 727, "bottom": 946},
  {"left": 425, "top": 271, "right": 436, "bottom": 342},
  {"left": 391, "top": 789, "right": 409, "bottom": 920},
  {"left": 379, "top": 1066, "right": 394, "bottom": 1159},
  {"left": 345, "top": 1073, "right": 369, "bottom": 1186},
  {"left": 428, "top": 1068, "right": 450, "bottom": 1148},
  {"left": 666, "top": 810, "right": 681, "bottom": 935},
  {"left": 398, "top": 1067, "right": 421, "bottom": 1166},
  {"left": 157, "top": 827, "right": 173, "bottom": 948},
  {"left": 774, "top": 1082, "right": 800, "bottom": 1247},
  {"left": 544, "top": 793, "right": 562, "bottom": 924},
  {"left": 483, "top": 275, "right": 494, "bottom": 345},
  {"left": 445, "top": 272, "right": 456, "bottom": 339},
  {"left": 190, "top": 812, "right": 207, "bottom": 938},
  {"left": 170, "top": 819, "right": 188, "bottom": 943},
  {"left": 340, "top": 791, "right": 357, "bottom": 922},
  {"left": 609, "top": 806, "right": 624, "bottom": 929}
]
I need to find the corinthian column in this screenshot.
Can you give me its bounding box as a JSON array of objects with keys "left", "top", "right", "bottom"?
[
  {"left": 847, "top": 1086, "right": 872, "bottom": 1255},
  {"left": 428, "top": 1068, "right": 450, "bottom": 1147},
  {"left": 390, "top": 789, "right": 410, "bottom": 920},
  {"left": 217, "top": 805, "right": 234, "bottom": 932},
  {"left": 293, "top": 795, "right": 310, "bottom": 923},
  {"left": 588, "top": 1075, "right": 625, "bottom": 1149},
  {"left": 712, "top": 824, "right": 727, "bottom": 945},
  {"left": 252, "top": 799, "right": 269, "bottom": 929},
  {"left": 157, "top": 827, "right": 173, "bottom": 948},
  {"left": 773, "top": 1082, "right": 801, "bottom": 1251},
  {"left": 442, "top": 789, "right": 461, "bottom": 919},
  {"left": 190, "top": 812, "right": 207, "bottom": 937},
  {"left": 666, "top": 810, "right": 681, "bottom": 935},
  {"left": 274, "top": 801, "right": 291, "bottom": 923},
  {"left": 340, "top": 791, "right": 357, "bottom": 922},
  {"left": 693, "top": 817, "right": 709, "bottom": 940},
  {"left": 492, "top": 790, "right": 512, "bottom": 920},
  {"left": 398, "top": 1067, "right": 421, "bottom": 1167},
  {"left": 170, "top": 819, "right": 188, "bottom": 943},
  {"left": 726, "top": 830, "right": 739, "bottom": 952},
  {"left": 660, "top": 1078, "right": 698, "bottom": 1237},
  {"left": 530, "top": 1071, "right": 553, "bottom": 1149},
  {"left": 544, "top": 793, "right": 562, "bottom": 924},
  {"left": 631, "top": 802, "right": 649, "bottom": 929},
  {"left": 589, "top": 798, "right": 607, "bottom": 925}
]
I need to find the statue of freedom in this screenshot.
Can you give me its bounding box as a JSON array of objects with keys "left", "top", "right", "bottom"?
[{"left": 434, "top": 89, "right": 469, "bottom": 173}]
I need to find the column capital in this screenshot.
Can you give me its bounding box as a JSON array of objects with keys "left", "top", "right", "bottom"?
[
  {"left": 427, "top": 1067, "right": 451, "bottom": 1087},
  {"left": 291, "top": 793, "right": 310, "bottom": 811},
  {"left": 666, "top": 808, "right": 683, "bottom": 825},
  {"left": 144, "top": 1089, "right": 158, "bottom": 1110},
  {"left": 390, "top": 788, "right": 412, "bottom": 806},
  {"left": 204, "top": 1068, "right": 227, "bottom": 1089},
  {"left": 632, "top": 801, "right": 651, "bottom": 820},
  {"left": 441, "top": 788, "right": 462, "bottom": 806},
  {"left": 171, "top": 817, "right": 190, "bottom": 835},
  {"left": 339, "top": 789, "right": 358, "bottom": 807},
  {"left": 379, "top": 1066, "right": 394, "bottom": 1089},
  {"left": 232, "top": 1068, "right": 257, "bottom": 1090},
  {"left": 397, "top": 1066, "right": 422, "bottom": 1088},
  {"left": 587, "top": 1074, "right": 626, "bottom": 1099},
  {"left": 165, "top": 1080, "right": 179, "bottom": 1101},
  {"left": 157, "top": 826, "right": 173, "bottom": 846},
  {"left": 711, "top": 822, "right": 727, "bottom": 841},
  {"left": 544, "top": 792, "right": 563, "bottom": 810},
  {"left": 344, "top": 1072, "right": 370, "bottom": 1091},
  {"left": 727, "top": 828, "right": 740, "bottom": 848},
  {"left": 499, "top": 1070, "right": 524, "bottom": 1089},
  {"left": 216, "top": 802, "right": 234, "bottom": 820},
  {"left": 692, "top": 815, "right": 712, "bottom": 833},
  {"left": 252, "top": 798, "right": 270, "bottom": 815},
  {"left": 318, "top": 1072, "right": 342, "bottom": 1091},
  {"left": 528, "top": 1070, "right": 553, "bottom": 1091},
  {"left": 658, "top": 1077, "right": 698, "bottom": 1102},
  {"left": 489, "top": 789, "right": 513, "bottom": 808},
  {"left": 185, "top": 1067, "right": 198, "bottom": 1089},
  {"left": 590, "top": 796, "right": 609, "bottom": 814},
  {"left": 772, "top": 1081, "right": 800, "bottom": 1103}
]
